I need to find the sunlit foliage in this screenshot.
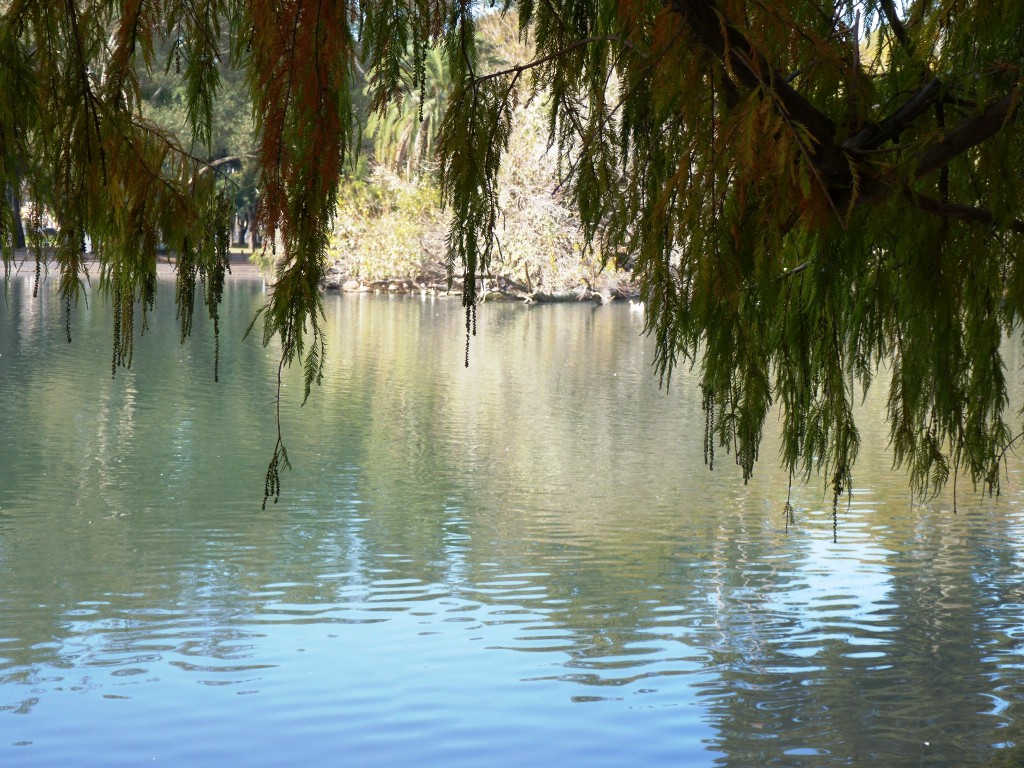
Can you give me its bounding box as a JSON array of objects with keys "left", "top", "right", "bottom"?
[
  {"left": 331, "top": 169, "right": 446, "bottom": 279},
  {"left": 2, "top": 1, "right": 1023, "bottom": 506},
  {"left": 367, "top": 45, "right": 449, "bottom": 176}
]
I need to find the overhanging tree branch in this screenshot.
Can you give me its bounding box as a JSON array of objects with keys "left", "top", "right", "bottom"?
[
  {"left": 195, "top": 152, "right": 259, "bottom": 176},
  {"left": 908, "top": 191, "right": 1024, "bottom": 235},
  {"left": 472, "top": 36, "right": 634, "bottom": 85},
  {"left": 666, "top": 1, "right": 1023, "bottom": 227},
  {"left": 667, "top": 0, "right": 847, "bottom": 182},
  {"left": 916, "top": 87, "right": 1021, "bottom": 179},
  {"left": 844, "top": 79, "right": 942, "bottom": 153},
  {"left": 878, "top": 0, "right": 909, "bottom": 50}
]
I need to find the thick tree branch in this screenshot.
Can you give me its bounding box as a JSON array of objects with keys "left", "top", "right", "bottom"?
[
  {"left": 878, "top": 0, "right": 909, "bottom": 49},
  {"left": 668, "top": 0, "right": 847, "bottom": 181},
  {"left": 909, "top": 191, "right": 1024, "bottom": 235},
  {"left": 916, "top": 88, "right": 1020, "bottom": 179},
  {"left": 195, "top": 152, "right": 258, "bottom": 176},
  {"left": 844, "top": 79, "right": 941, "bottom": 152},
  {"left": 666, "top": 0, "right": 1024, "bottom": 241}
]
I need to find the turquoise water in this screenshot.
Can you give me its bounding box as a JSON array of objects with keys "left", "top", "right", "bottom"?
[{"left": 2, "top": 274, "right": 1024, "bottom": 766}]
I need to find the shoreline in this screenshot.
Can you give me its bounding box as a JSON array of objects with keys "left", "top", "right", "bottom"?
[
  {"left": 6, "top": 251, "right": 640, "bottom": 304},
  {"left": 5, "top": 252, "right": 266, "bottom": 281}
]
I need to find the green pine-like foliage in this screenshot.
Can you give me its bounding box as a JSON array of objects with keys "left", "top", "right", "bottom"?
[{"left": 2, "top": 1, "right": 1023, "bottom": 507}]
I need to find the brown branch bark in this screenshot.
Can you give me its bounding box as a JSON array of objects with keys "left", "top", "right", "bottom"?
[
  {"left": 844, "top": 79, "right": 942, "bottom": 152},
  {"left": 668, "top": 0, "right": 847, "bottom": 182},
  {"left": 195, "top": 153, "right": 259, "bottom": 176},
  {"left": 666, "top": 1, "right": 1021, "bottom": 224},
  {"left": 878, "top": 0, "right": 909, "bottom": 49},
  {"left": 916, "top": 88, "right": 1020, "bottom": 179},
  {"left": 910, "top": 191, "right": 1024, "bottom": 235}
]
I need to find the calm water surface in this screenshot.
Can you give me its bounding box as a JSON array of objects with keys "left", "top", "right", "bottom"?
[{"left": 3, "top": 274, "right": 1024, "bottom": 767}]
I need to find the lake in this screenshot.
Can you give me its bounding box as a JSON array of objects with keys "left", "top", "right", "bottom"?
[{"left": 2, "top": 272, "right": 1024, "bottom": 766}]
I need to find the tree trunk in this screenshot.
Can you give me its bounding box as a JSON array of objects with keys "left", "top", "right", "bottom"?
[
  {"left": 6, "top": 183, "right": 25, "bottom": 250},
  {"left": 246, "top": 206, "right": 260, "bottom": 249},
  {"left": 235, "top": 214, "right": 247, "bottom": 248}
]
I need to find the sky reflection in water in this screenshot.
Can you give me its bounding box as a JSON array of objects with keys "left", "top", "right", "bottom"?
[{"left": 1, "top": 276, "right": 1024, "bottom": 766}]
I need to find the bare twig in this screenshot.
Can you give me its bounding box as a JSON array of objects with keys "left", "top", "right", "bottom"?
[{"left": 472, "top": 35, "right": 633, "bottom": 85}]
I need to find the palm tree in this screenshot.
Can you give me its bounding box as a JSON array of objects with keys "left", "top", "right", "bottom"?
[{"left": 367, "top": 45, "right": 448, "bottom": 178}]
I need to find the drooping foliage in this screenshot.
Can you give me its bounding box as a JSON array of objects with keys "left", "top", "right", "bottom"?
[
  {"left": 367, "top": 44, "right": 449, "bottom": 176},
  {"left": 2, "top": 1, "right": 1024, "bottom": 506},
  {"left": 139, "top": 23, "right": 260, "bottom": 246}
]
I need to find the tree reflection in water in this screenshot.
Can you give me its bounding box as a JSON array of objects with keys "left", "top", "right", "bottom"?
[{"left": 1, "top": 279, "right": 1024, "bottom": 766}]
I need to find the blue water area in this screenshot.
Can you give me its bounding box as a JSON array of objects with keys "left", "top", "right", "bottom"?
[{"left": 2, "top": 275, "right": 1024, "bottom": 766}]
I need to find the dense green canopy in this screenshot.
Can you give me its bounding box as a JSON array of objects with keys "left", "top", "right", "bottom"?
[{"left": 2, "top": 1, "right": 1022, "bottom": 506}]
